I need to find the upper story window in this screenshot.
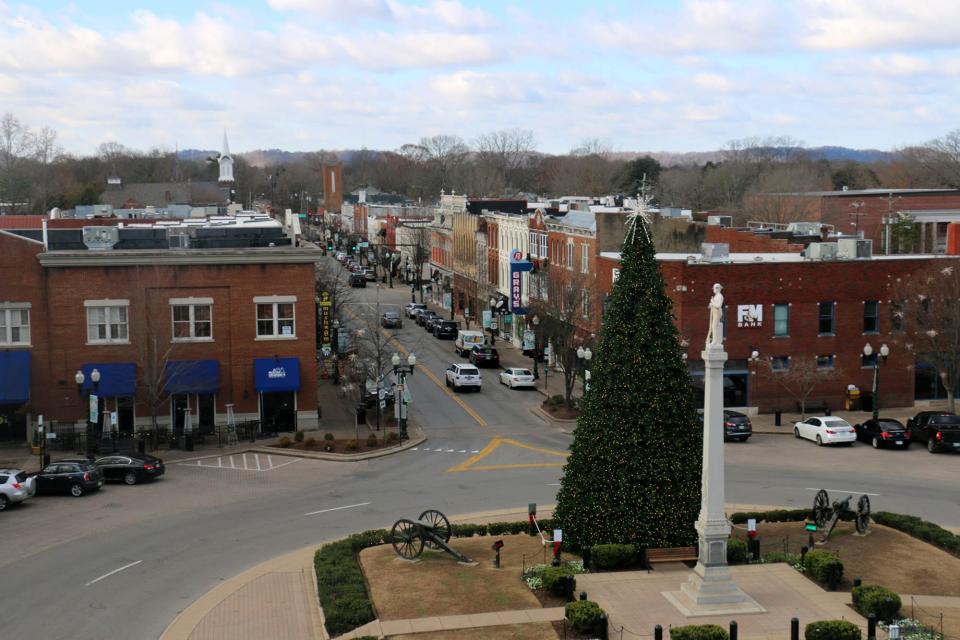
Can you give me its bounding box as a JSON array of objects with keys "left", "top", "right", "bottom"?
[
  {"left": 566, "top": 242, "right": 574, "bottom": 269},
  {"left": 85, "top": 300, "right": 129, "bottom": 344},
  {"left": 863, "top": 300, "right": 879, "bottom": 334},
  {"left": 581, "top": 244, "right": 589, "bottom": 274},
  {"left": 529, "top": 231, "right": 538, "bottom": 258},
  {"left": 818, "top": 301, "right": 835, "bottom": 335},
  {"left": 0, "top": 303, "right": 30, "bottom": 345},
  {"left": 539, "top": 233, "right": 548, "bottom": 260},
  {"left": 773, "top": 303, "right": 789, "bottom": 337},
  {"left": 255, "top": 296, "right": 296, "bottom": 339},
  {"left": 171, "top": 298, "right": 213, "bottom": 341},
  {"left": 890, "top": 301, "right": 904, "bottom": 332},
  {"left": 771, "top": 356, "right": 790, "bottom": 371}
]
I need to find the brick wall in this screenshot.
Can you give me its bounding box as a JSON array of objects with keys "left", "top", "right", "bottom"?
[{"left": 705, "top": 226, "right": 804, "bottom": 253}]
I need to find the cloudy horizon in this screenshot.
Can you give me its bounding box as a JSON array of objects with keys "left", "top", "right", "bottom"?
[{"left": 2, "top": 0, "right": 958, "bottom": 156}]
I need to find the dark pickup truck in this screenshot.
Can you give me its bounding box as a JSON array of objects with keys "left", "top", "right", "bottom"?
[{"left": 905, "top": 411, "right": 960, "bottom": 453}]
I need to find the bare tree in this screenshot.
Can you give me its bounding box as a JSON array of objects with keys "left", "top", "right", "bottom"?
[
  {"left": 762, "top": 357, "right": 842, "bottom": 419},
  {"left": 744, "top": 163, "right": 830, "bottom": 224},
  {"left": 475, "top": 128, "right": 537, "bottom": 190},
  {"left": 34, "top": 126, "right": 62, "bottom": 213},
  {"left": 899, "top": 130, "right": 960, "bottom": 188},
  {"left": 0, "top": 113, "right": 35, "bottom": 213}
]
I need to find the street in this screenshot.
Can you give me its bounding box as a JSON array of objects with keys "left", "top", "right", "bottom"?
[{"left": 1, "top": 276, "right": 958, "bottom": 640}]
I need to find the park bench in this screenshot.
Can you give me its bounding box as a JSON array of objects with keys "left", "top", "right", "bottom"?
[
  {"left": 643, "top": 546, "right": 698, "bottom": 569},
  {"left": 799, "top": 400, "right": 829, "bottom": 415}
]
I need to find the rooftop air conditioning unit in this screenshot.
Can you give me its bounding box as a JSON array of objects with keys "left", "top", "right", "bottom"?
[
  {"left": 837, "top": 238, "right": 872, "bottom": 259},
  {"left": 806, "top": 242, "right": 838, "bottom": 260},
  {"left": 700, "top": 242, "right": 730, "bottom": 262}
]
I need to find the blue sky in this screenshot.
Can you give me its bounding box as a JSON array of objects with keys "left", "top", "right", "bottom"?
[{"left": 2, "top": 0, "right": 959, "bottom": 156}]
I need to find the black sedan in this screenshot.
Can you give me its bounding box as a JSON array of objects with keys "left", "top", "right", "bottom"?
[
  {"left": 723, "top": 410, "right": 753, "bottom": 442},
  {"left": 380, "top": 311, "right": 402, "bottom": 329},
  {"left": 434, "top": 320, "right": 459, "bottom": 339},
  {"left": 35, "top": 461, "right": 103, "bottom": 497},
  {"left": 854, "top": 418, "right": 911, "bottom": 449},
  {"left": 94, "top": 454, "right": 166, "bottom": 485},
  {"left": 417, "top": 310, "right": 438, "bottom": 327},
  {"left": 469, "top": 346, "right": 500, "bottom": 368}
]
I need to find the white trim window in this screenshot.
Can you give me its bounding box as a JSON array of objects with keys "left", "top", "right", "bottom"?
[
  {"left": 581, "top": 289, "right": 590, "bottom": 319},
  {"left": 539, "top": 233, "right": 547, "bottom": 260},
  {"left": 255, "top": 296, "right": 296, "bottom": 339},
  {"left": 171, "top": 298, "right": 213, "bottom": 341},
  {"left": 529, "top": 231, "right": 538, "bottom": 258},
  {"left": 566, "top": 242, "right": 574, "bottom": 270},
  {"left": 0, "top": 303, "right": 30, "bottom": 345},
  {"left": 85, "top": 300, "right": 129, "bottom": 344}
]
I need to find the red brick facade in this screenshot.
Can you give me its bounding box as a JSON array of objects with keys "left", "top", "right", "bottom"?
[{"left": 705, "top": 226, "right": 804, "bottom": 253}]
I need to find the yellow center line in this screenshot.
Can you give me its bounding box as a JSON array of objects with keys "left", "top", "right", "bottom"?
[{"left": 447, "top": 436, "right": 569, "bottom": 473}]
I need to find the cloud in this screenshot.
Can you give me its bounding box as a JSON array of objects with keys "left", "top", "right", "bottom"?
[
  {"left": 267, "top": 0, "right": 494, "bottom": 29},
  {"left": 799, "top": 0, "right": 960, "bottom": 51}
]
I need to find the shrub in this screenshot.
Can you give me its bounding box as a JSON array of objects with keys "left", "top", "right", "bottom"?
[
  {"left": 305, "top": 437, "right": 316, "bottom": 447},
  {"left": 345, "top": 440, "right": 358, "bottom": 451},
  {"left": 762, "top": 551, "right": 801, "bottom": 565},
  {"left": 386, "top": 432, "right": 399, "bottom": 443},
  {"left": 670, "top": 624, "right": 729, "bottom": 640},
  {"left": 323, "top": 432, "right": 335, "bottom": 441},
  {"left": 805, "top": 620, "right": 861, "bottom": 640},
  {"left": 872, "top": 512, "right": 960, "bottom": 558},
  {"left": 278, "top": 436, "right": 292, "bottom": 447},
  {"left": 803, "top": 550, "right": 844, "bottom": 590},
  {"left": 294, "top": 430, "right": 305, "bottom": 443},
  {"left": 729, "top": 509, "right": 811, "bottom": 524},
  {"left": 852, "top": 585, "right": 901, "bottom": 621},
  {"left": 366, "top": 434, "right": 378, "bottom": 448},
  {"left": 542, "top": 565, "right": 575, "bottom": 596},
  {"left": 565, "top": 600, "right": 604, "bottom": 634},
  {"left": 727, "top": 538, "right": 748, "bottom": 564},
  {"left": 314, "top": 541, "right": 376, "bottom": 635},
  {"left": 591, "top": 544, "right": 637, "bottom": 570}
]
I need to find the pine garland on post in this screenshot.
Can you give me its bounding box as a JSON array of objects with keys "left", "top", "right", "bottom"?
[{"left": 553, "top": 215, "right": 702, "bottom": 550}]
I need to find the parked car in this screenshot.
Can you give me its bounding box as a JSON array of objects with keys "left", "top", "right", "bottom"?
[
  {"left": 405, "top": 303, "right": 427, "bottom": 318},
  {"left": 425, "top": 315, "right": 444, "bottom": 332},
  {"left": 433, "top": 320, "right": 459, "bottom": 340},
  {"left": 381, "top": 311, "right": 403, "bottom": 329},
  {"left": 852, "top": 418, "right": 911, "bottom": 449},
  {"left": 349, "top": 274, "right": 366, "bottom": 288},
  {"left": 723, "top": 410, "right": 753, "bottom": 442},
  {"left": 469, "top": 345, "right": 500, "bottom": 367},
  {"left": 500, "top": 367, "right": 535, "bottom": 389},
  {"left": 793, "top": 416, "right": 857, "bottom": 446},
  {"left": 417, "top": 310, "right": 438, "bottom": 327},
  {"left": 455, "top": 330, "right": 485, "bottom": 356},
  {"left": 445, "top": 363, "right": 482, "bottom": 391},
  {"left": 34, "top": 460, "right": 104, "bottom": 497},
  {"left": 363, "top": 268, "right": 377, "bottom": 282},
  {"left": 0, "top": 469, "right": 35, "bottom": 510},
  {"left": 94, "top": 454, "right": 165, "bottom": 485},
  {"left": 906, "top": 411, "right": 960, "bottom": 453},
  {"left": 365, "top": 374, "right": 397, "bottom": 407}
]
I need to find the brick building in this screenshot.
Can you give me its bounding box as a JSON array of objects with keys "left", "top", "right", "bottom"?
[
  {"left": 596, "top": 248, "right": 957, "bottom": 412},
  {"left": 0, "top": 221, "right": 320, "bottom": 445}
]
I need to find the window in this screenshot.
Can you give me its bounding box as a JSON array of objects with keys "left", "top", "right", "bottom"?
[
  {"left": 581, "top": 289, "right": 590, "bottom": 318},
  {"left": 85, "top": 300, "right": 129, "bottom": 344},
  {"left": 863, "top": 300, "right": 879, "bottom": 334},
  {"left": 254, "top": 296, "right": 296, "bottom": 338},
  {"left": 818, "top": 301, "right": 835, "bottom": 335},
  {"left": 539, "top": 233, "right": 547, "bottom": 260},
  {"left": 0, "top": 303, "right": 30, "bottom": 345},
  {"left": 566, "top": 242, "right": 574, "bottom": 269},
  {"left": 171, "top": 300, "right": 213, "bottom": 341},
  {"left": 771, "top": 356, "right": 790, "bottom": 371},
  {"left": 773, "top": 304, "right": 789, "bottom": 337},
  {"left": 529, "top": 231, "right": 538, "bottom": 258},
  {"left": 581, "top": 244, "right": 589, "bottom": 273},
  {"left": 890, "top": 301, "right": 904, "bottom": 332},
  {"left": 817, "top": 355, "right": 835, "bottom": 369}
]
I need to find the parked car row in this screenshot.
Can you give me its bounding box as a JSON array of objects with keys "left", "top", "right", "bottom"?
[
  {"left": 793, "top": 410, "right": 960, "bottom": 453},
  {"left": 337, "top": 251, "right": 376, "bottom": 287},
  {"left": 0, "top": 454, "right": 165, "bottom": 511}
]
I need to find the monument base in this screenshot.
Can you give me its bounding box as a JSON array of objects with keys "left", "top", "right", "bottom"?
[{"left": 664, "top": 563, "right": 766, "bottom": 617}]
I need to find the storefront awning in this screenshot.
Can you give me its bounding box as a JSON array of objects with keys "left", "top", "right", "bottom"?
[
  {"left": 0, "top": 351, "right": 30, "bottom": 405},
  {"left": 81, "top": 363, "right": 136, "bottom": 397},
  {"left": 165, "top": 360, "right": 220, "bottom": 395},
  {"left": 254, "top": 357, "right": 301, "bottom": 393}
]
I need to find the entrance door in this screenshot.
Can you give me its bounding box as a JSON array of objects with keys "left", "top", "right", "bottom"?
[
  {"left": 172, "top": 395, "right": 189, "bottom": 442},
  {"left": 117, "top": 397, "right": 134, "bottom": 436},
  {"left": 198, "top": 394, "right": 215, "bottom": 435},
  {"left": 260, "top": 391, "right": 296, "bottom": 434},
  {"left": 0, "top": 407, "right": 26, "bottom": 443}
]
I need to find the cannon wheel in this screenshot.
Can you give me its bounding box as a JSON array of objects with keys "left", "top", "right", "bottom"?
[
  {"left": 812, "top": 489, "right": 831, "bottom": 528},
  {"left": 391, "top": 519, "right": 425, "bottom": 560},
  {"left": 856, "top": 495, "right": 871, "bottom": 534},
  {"left": 418, "top": 509, "right": 451, "bottom": 549}
]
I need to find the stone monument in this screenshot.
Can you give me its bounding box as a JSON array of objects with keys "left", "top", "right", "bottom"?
[{"left": 666, "top": 283, "right": 765, "bottom": 616}]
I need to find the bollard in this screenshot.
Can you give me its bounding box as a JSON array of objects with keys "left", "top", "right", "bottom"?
[
  {"left": 751, "top": 538, "right": 761, "bottom": 562},
  {"left": 528, "top": 503, "right": 537, "bottom": 536},
  {"left": 655, "top": 624, "right": 663, "bottom": 640},
  {"left": 868, "top": 614, "right": 877, "bottom": 640},
  {"left": 775, "top": 410, "right": 782, "bottom": 426},
  {"left": 729, "top": 621, "right": 738, "bottom": 640},
  {"left": 854, "top": 577, "right": 862, "bottom": 588},
  {"left": 883, "top": 598, "right": 894, "bottom": 623},
  {"left": 801, "top": 545, "right": 808, "bottom": 559},
  {"left": 597, "top": 613, "right": 609, "bottom": 640},
  {"left": 492, "top": 539, "right": 503, "bottom": 569},
  {"left": 791, "top": 617, "right": 799, "bottom": 640},
  {"left": 565, "top": 575, "right": 576, "bottom": 602},
  {"left": 579, "top": 591, "right": 588, "bottom": 601},
  {"left": 825, "top": 406, "right": 831, "bottom": 416}
]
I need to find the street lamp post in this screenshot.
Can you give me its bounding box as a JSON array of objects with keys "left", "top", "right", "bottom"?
[
  {"left": 748, "top": 348, "right": 760, "bottom": 409},
  {"left": 391, "top": 352, "right": 417, "bottom": 440},
  {"left": 74, "top": 368, "right": 101, "bottom": 458},
  {"left": 863, "top": 343, "right": 890, "bottom": 421},
  {"left": 576, "top": 346, "right": 593, "bottom": 395},
  {"left": 531, "top": 315, "right": 541, "bottom": 380}
]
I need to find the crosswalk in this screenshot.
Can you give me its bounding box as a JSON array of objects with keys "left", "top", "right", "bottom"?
[
  {"left": 176, "top": 453, "right": 302, "bottom": 472},
  {"left": 411, "top": 446, "right": 481, "bottom": 455}
]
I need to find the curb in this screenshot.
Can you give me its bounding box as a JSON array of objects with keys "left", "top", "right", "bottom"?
[{"left": 532, "top": 405, "right": 577, "bottom": 424}]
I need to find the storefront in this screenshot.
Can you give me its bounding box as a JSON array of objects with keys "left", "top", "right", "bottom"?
[
  {"left": 689, "top": 359, "right": 749, "bottom": 409},
  {"left": 80, "top": 362, "right": 136, "bottom": 439},
  {"left": 166, "top": 360, "right": 220, "bottom": 437},
  {"left": 0, "top": 351, "right": 30, "bottom": 442},
  {"left": 254, "top": 357, "right": 300, "bottom": 433}
]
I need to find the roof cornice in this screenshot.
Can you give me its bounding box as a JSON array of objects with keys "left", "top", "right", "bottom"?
[{"left": 38, "top": 248, "right": 322, "bottom": 268}]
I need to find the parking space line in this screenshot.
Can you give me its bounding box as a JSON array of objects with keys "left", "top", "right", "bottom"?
[
  {"left": 804, "top": 487, "right": 881, "bottom": 496},
  {"left": 304, "top": 502, "right": 371, "bottom": 517},
  {"left": 86, "top": 560, "right": 142, "bottom": 587}
]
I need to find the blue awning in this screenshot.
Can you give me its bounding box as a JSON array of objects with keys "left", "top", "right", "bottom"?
[
  {"left": 81, "top": 363, "right": 136, "bottom": 397},
  {"left": 165, "top": 360, "right": 220, "bottom": 395},
  {"left": 0, "top": 351, "right": 30, "bottom": 405},
  {"left": 254, "top": 357, "right": 301, "bottom": 393}
]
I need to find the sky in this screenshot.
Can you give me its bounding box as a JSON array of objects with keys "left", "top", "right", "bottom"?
[{"left": 2, "top": 0, "right": 959, "bottom": 156}]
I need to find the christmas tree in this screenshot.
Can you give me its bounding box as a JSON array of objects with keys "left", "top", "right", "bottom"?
[{"left": 553, "top": 212, "right": 702, "bottom": 551}]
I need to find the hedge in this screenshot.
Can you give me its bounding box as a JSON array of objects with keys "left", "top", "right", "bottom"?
[
  {"left": 591, "top": 544, "right": 637, "bottom": 570},
  {"left": 872, "top": 512, "right": 960, "bottom": 558},
  {"left": 729, "top": 509, "right": 810, "bottom": 524},
  {"left": 852, "top": 585, "right": 901, "bottom": 622},
  {"left": 805, "top": 620, "right": 861, "bottom": 640},
  {"left": 670, "top": 624, "right": 729, "bottom": 640},
  {"left": 802, "top": 550, "right": 844, "bottom": 590},
  {"left": 727, "top": 538, "right": 748, "bottom": 564},
  {"left": 565, "top": 600, "right": 604, "bottom": 634}
]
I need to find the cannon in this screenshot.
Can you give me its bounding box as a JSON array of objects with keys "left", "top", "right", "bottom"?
[
  {"left": 390, "top": 509, "right": 473, "bottom": 563},
  {"left": 811, "top": 489, "right": 870, "bottom": 542}
]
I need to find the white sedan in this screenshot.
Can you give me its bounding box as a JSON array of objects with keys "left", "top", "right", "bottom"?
[
  {"left": 794, "top": 416, "right": 857, "bottom": 446},
  {"left": 499, "top": 367, "right": 536, "bottom": 389}
]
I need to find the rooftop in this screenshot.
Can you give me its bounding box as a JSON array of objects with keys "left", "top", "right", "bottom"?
[
  {"left": 599, "top": 251, "right": 955, "bottom": 264},
  {"left": 769, "top": 188, "right": 958, "bottom": 197}
]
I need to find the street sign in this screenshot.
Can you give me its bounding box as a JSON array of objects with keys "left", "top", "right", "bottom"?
[
  {"left": 89, "top": 394, "right": 99, "bottom": 424},
  {"left": 509, "top": 248, "right": 533, "bottom": 315},
  {"left": 804, "top": 522, "right": 817, "bottom": 532},
  {"left": 379, "top": 400, "right": 386, "bottom": 409}
]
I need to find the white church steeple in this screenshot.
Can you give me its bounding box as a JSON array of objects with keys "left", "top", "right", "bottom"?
[{"left": 218, "top": 130, "right": 234, "bottom": 184}]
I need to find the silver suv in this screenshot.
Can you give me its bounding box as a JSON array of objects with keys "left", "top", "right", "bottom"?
[
  {"left": 445, "top": 363, "right": 482, "bottom": 391},
  {"left": 0, "top": 468, "right": 36, "bottom": 510}
]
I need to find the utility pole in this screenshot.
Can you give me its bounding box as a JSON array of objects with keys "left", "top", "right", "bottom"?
[{"left": 849, "top": 200, "right": 866, "bottom": 238}]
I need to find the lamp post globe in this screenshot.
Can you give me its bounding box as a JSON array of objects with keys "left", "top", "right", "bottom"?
[
  {"left": 880, "top": 343, "right": 890, "bottom": 358},
  {"left": 407, "top": 353, "right": 416, "bottom": 368},
  {"left": 74, "top": 370, "right": 85, "bottom": 386},
  {"left": 863, "top": 343, "right": 873, "bottom": 357}
]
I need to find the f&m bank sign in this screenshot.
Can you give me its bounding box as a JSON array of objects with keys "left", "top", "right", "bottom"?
[{"left": 736, "top": 304, "right": 762, "bottom": 328}]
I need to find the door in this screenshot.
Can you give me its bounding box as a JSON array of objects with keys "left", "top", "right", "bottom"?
[
  {"left": 172, "top": 395, "right": 189, "bottom": 441},
  {"left": 0, "top": 407, "right": 26, "bottom": 442},
  {"left": 260, "top": 392, "right": 296, "bottom": 433},
  {"left": 117, "top": 397, "right": 134, "bottom": 436},
  {"left": 198, "top": 394, "right": 215, "bottom": 435},
  {"left": 37, "top": 464, "right": 59, "bottom": 494}
]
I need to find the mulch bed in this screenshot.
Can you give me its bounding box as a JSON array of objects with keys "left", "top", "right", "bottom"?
[
  {"left": 540, "top": 401, "right": 580, "bottom": 420},
  {"left": 272, "top": 437, "right": 399, "bottom": 453}
]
